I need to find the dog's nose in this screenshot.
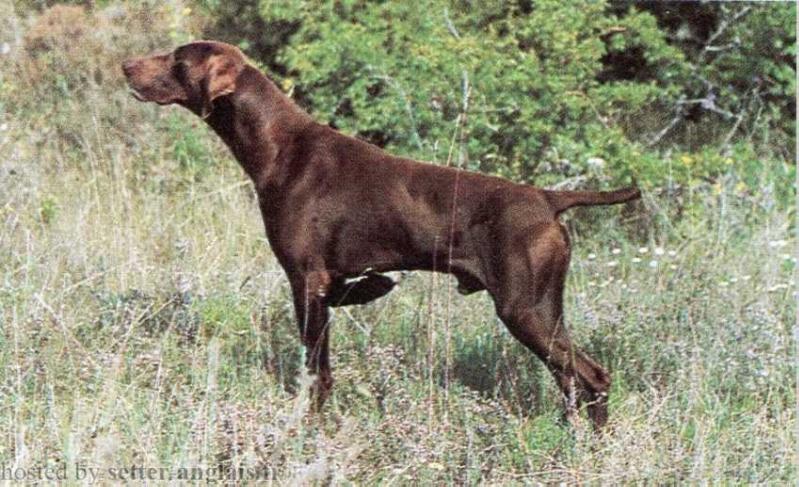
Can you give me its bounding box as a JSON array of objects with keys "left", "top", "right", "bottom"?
[{"left": 121, "top": 59, "right": 138, "bottom": 77}]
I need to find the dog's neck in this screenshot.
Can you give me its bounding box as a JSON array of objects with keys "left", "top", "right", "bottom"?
[{"left": 202, "top": 65, "right": 313, "bottom": 187}]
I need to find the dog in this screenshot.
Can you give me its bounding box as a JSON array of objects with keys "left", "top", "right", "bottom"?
[{"left": 123, "top": 40, "right": 640, "bottom": 428}]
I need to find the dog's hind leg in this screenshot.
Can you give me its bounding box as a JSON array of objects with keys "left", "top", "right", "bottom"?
[{"left": 490, "top": 223, "right": 610, "bottom": 429}]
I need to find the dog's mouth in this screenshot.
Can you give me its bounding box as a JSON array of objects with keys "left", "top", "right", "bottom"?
[
  {"left": 127, "top": 87, "right": 173, "bottom": 105},
  {"left": 128, "top": 88, "right": 147, "bottom": 102}
]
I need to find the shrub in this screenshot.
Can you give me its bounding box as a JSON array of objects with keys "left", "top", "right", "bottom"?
[
  {"left": 199, "top": 0, "right": 793, "bottom": 200},
  {"left": 269, "top": 1, "right": 686, "bottom": 187}
]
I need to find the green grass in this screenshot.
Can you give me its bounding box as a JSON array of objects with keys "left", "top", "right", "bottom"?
[{"left": 0, "top": 3, "right": 795, "bottom": 484}]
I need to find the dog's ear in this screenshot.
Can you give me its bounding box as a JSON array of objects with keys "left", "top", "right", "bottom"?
[{"left": 200, "top": 54, "right": 242, "bottom": 118}]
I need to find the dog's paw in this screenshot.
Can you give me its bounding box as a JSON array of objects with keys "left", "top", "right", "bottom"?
[{"left": 328, "top": 273, "right": 395, "bottom": 307}]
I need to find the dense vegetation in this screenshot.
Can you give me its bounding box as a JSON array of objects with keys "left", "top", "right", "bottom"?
[
  {"left": 203, "top": 0, "right": 794, "bottom": 193},
  {"left": 0, "top": 1, "right": 794, "bottom": 483}
]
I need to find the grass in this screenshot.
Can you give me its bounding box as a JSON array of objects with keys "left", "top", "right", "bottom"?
[{"left": 0, "top": 2, "right": 795, "bottom": 484}]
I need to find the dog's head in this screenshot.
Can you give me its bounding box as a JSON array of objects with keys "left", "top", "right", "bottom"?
[{"left": 122, "top": 40, "right": 245, "bottom": 117}]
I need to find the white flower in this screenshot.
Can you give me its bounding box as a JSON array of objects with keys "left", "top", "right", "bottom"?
[
  {"left": 719, "top": 281, "right": 729, "bottom": 287},
  {"left": 638, "top": 247, "right": 649, "bottom": 254},
  {"left": 611, "top": 248, "right": 621, "bottom": 255},
  {"left": 607, "top": 261, "right": 618, "bottom": 268},
  {"left": 648, "top": 260, "right": 658, "bottom": 268},
  {"left": 667, "top": 250, "right": 677, "bottom": 257},
  {"left": 0, "top": 123, "right": 7, "bottom": 132},
  {"left": 768, "top": 240, "right": 788, "bottom": 249},
  {"left": 654, "top": 247, "right": 665, "bottom": 256},
  {"left": 586, "top": 157, "right": 606, "bottom": 170},
  {"left": 631, "top": 257, "right": 642, "bottom": 263},
  {"left": 0, "top": 43, "right": 9, "bottom": 56},
  {"left": 587, "top": 253, "right": 597, "bottom": 260},
  {"left": 669, "top": 264, "right": 678, "bottom": 271}
]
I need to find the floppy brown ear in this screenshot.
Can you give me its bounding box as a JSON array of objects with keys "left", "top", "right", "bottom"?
[{"left": 201, "top": 55, "right": 242, "bottom": 118}]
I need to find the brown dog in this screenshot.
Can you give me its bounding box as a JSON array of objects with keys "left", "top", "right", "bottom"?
[{"left": 123, "top": 40, "right": 640, "bottom": 428}]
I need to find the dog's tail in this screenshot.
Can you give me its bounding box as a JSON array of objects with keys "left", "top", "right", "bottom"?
[{"left": 545, "top": 186, "right": 641, "bottom": 215}]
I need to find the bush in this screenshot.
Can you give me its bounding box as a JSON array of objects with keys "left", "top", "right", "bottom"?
[
  {"left": 267, "top": 1, "right": 685, "bottom": 186},
  {"left": 199, "top": 0, "right": 793, "bottom": 200}
]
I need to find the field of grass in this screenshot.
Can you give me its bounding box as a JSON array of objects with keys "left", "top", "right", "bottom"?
[{"left": 0, "top": 3, "right": 795, "bottom": 484}]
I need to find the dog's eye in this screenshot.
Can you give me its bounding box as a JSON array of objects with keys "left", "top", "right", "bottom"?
[{"left": 172, "top": 62, "right": 187, "bottom": 81}]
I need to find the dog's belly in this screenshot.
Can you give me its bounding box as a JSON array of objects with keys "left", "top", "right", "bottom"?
[{"left": 329, "top": 223, "right": 487, "bottom": 295}]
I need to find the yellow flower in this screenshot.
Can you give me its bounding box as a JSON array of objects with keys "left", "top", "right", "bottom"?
[
  {"left": 182, "top": 7, "right": 192, "bottom": 16},
  {"left": 724, "top": 157, "right": 733, "bottom": 165},
  {"left": 281, "top": 78, "right": 294, "bottom": 92},
  {"left": 735, "top": 181, "right": 747, "bottom": 193},
  {"left": 680, "top": 154, "right": 693, "bottom": 166}
]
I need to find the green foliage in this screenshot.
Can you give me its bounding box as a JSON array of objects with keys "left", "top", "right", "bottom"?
[
  {"left": 626, "top": 1, "right": 796, "bottom": 154},
  {"left": 198, "top": 0, "right": 793, "bottom": 199},
  {"left": 162, "top": 114, "right": 217, "bottom": 178},
  {"left": 264, "top": 0, "right": 682, "bottom": 186},
  {"left": 38, "top": 196, "right": 58, "bottom": 224}
]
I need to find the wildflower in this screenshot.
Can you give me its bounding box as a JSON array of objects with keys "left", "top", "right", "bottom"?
[
  {"left": 0, "top": 43, "right": 9, "bottom": 56},
  {"left": 611, "top": 248, "right": 621, "bottom": 255},
  {"left": 669, "top": 264, "right": 678, "bottom": 271},
  {"left": 719, "top": 281, "right": 729, "bottom": 287},
  {"left": 654, "top": 247, "right": 665, "bottom": 256},
  {"left": 182, "top": 7, "right": 192, "bottom": 15},
  {"left": 586, "top": 157, "right": 605, "bottom": 170},
  {"left": 631, "top": 257, "right": 642, "bottom": 263},
  {"left": 667, "top": 250, "right": 677, "bottom": 257},
  {"left": 768, "top": 240, "right": 788, "bottom": 249},
  {"left": 648, "top": 260, "right": 658, "bottom": 268},
  {"left": 0, "top": 123, "right": 7, "bottom": 132},
  {"left": 638, "top": 247, "right": 649, "bottom": 254},
  {"left": 607, "top": 261, "right": 618, "bottom": 268},
  {"left": 680, "top": 154, "right": 693, "bottom": 166},
  {"left": 587, "top": 253, "right": 596, "bottom": 260}
]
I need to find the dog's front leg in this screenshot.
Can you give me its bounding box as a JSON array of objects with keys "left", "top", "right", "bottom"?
[
  {"left": 327, "top": 272, "right": 396, "bottom": 307},
  {"left": 289, "top": 271, "right": 334, "bottom": 409}
]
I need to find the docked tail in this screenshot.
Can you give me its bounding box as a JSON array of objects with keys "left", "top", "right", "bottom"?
[{"left": 545, "top": 187, "right": 641, "bottom": 215}]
